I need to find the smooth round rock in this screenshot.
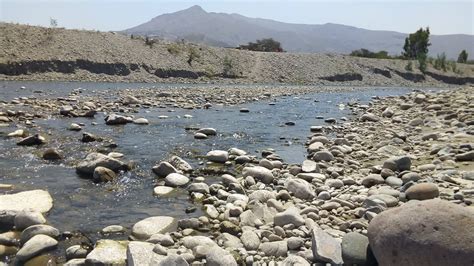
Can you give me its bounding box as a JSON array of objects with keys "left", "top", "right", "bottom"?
[{"left": 405, "top": 183, "right": 439, "bottom": 200}]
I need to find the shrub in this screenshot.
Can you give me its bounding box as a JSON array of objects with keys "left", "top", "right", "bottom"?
[
  {"left": 457, "top": 50, "right": 468, "bottom": 63},
  {"left": 239, "top": 38, "right": 284, "bottom": 52},
  {"left": 350, "top": 49, "right": 393, "bottom": 59},
  {"left": 405, "top": 61, "right": 413, "bottom": 71},
  {"left": 187, "top": 47, "right": 200, "bottom": 65},
  {"left": 167, "top": 43, "right": 181, "bottom": 55},
  {"left": 403, "top": 27, "right": 431, "bottom": 59},
  {"left": 145, "top": 36, "right": 155, "bottom": 48},
  {"left": 417, "top": 53, "right": 427, "bottom": 73},
  {"left": 434, "top": 52, "right": 447, "bottom": 71},
  {"left": 223, "top": 56, "right": 235, "bottom": 77}
]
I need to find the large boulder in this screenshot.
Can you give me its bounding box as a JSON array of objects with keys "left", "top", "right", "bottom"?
[
  {"left": 105, "top": 114, "right": 133, "bottom": 125},
  {"left": 85, "top": 239, "right": 127, "bottom": 265},
  {"left": 16, "top": 234, "right": 58, "bottom": 262},
  {"left": 126, "top": 241, "right": 163, "bottom": 266},
  {"left": 76, "top": 153, "right": 128, "bottom": 176},
  {"left": 274, "top": 206, "right": 305, "bottom": 227},
  {"left": 405, "top": 183, "right": 439, "bottom": 200},
  {"left": 206, "top": 246, "right": 238, "bottom": 266},
  {"left": 286, "top": 178, "right": 316, "bottom": 200},
  {"left": 383, "top": 156, "right": 411, "bottom": 172},
  {"left": 132, "top": 216, "right": 177, "bottom": 240},
  {"left": 368, "top": 199, "right": 474, "bottom": 266},
  {"left": 0, "top": 190, "right": 53, "bottom": 214},
  {"left": 311, "top": 227, "right": 343, "bottom": 264},
  {"left": 242, "top": 166, "right": 274, "bottom": 184}
]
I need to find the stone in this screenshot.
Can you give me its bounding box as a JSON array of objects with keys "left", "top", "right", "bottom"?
[
  {"left": 360, "top": 113, "right": 380, "bottom": 122},
  {"left": 196, "top": 128, "right": 217, "bottom": 136},
  {"left": 182, "top": 236, "right": 217, "bottom": 249},
  {"left": 325, "top": 179, "right": 344, "bottom": 189},
  {"left": 76, "top": 153, "right": 128, "bottom": 176},
  {"left": 7, "top": 129, "right": 27, "bottom": 138},
  {"left": 156, "top": 254, "right": 188, "bottom": 266},
  {"left": 132, "top": 216, "right": 177, "bottom": 240},
  {"left": 302, "top": 160, "right": 318, "bottom": 173},
  {"left": 81, "top": 132, "right": 98, "bottom": 142},
  {"left": 206, "top": 150, "right": 229, "bottom": 163},
  {"left": 311, "top": 227, "right": 343, "bottom": 264},
  {"left": 152, "top": 162, "right": 177, "bottom": 178},
  {"left": 66, "top": 245, "right": 89, "bottom": 260},
  {"left": 20, "top": 225, "right": 60, "bottom": 245},
  {"left": 313, "top": 151, "right": 334, "bottom": 162},
  {"left": 169, "top": 156, "right": 193, "bottom": 172},
  {"left": 0, "top": 190, "right": 53, "bottom": 213},
  {"left": 368, "top": 199, "right": 474, "bottom": 266},
  {"left": 368, "top": 194, "right": 399, "bottom": 207},
  {"left": 287, "top": 237, "right": 305, "bottom": 250},
  {"left": 194, "top": 132, "right": 207, "bottom": 139},
  {"left": 187, "top": 183, "right": 209, "bottom": 194},
  {"left": 133, "top": 118, "right": 149, "bottom": 125},
  {"left": 105, "top": 114, "right": 132, "bottom": 125},
  {"left": 243, "top": 166, "right": 274, "bottom": 184},
  {"left": 341, "top": 232, "right": 373, "bottom": 265},
  {"left": 0, "top": 245, "right": 18, "bottom": 256},
  {"left": 16, "top": 234, "right": 58, "bottom": 262},
  {"left": 69, "top": 123, "right": 82, "bottom": 131},
  {"left": 85, "top": 239, "right": 127, "bottom": 265},
  {"left": 456, "top": 151, "right": 474, "bottom": 161},
  {"left": 17, "top": 134, "right": 45, "bottom": 146},
  {"left": 164, "top": 173, "right": 190, "bottom": 187},
  {"left": 147, "top": 233, "right": 174, "bottom": 246},
  {"left": 259, "top": 241, "right": 288, "bottom": 257},
  {"left": 126, "top": 241, "right": 163, "bottom": 266},
  {"left": 383, "top": 156, "right": 411, "bottom": 172},
  {"left": 286, "top": 178, "right": 315, "bottom": 200},
  {"left": 405, "top": 183, "right": 439, "bottom": 200},
  {"left": 101, "top": 225, "right": 125, "bottom": 234},
  {"left": 14, "top": 211, "right": 46, "bottom": 230},
  {"left": 282, "top": 255, "right": 310, "bottom": 266},
  {"left": 241, "top": 231, "right": 260, "bottom": 250},
  {"left": 206, "top": 246, "right": 238, "bottom": 266},
  {"left": 274, "top": 206, "right": 305, "bottom": 227},
  {"left": 361, "top": 174, "right": 385, "bottom": 187},
  {"left": 93, "top": 166, "right": 117, "bottom": 182},
  {"left": 153, "top": 186, "right": 174, "bottom": 196},
  {"left": 42, "top": 148, "right": 62, "bottom": 160}
]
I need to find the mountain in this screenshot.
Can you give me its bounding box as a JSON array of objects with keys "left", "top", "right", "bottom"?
[{"left": 123, "top": 5, "right": 474, "bottom": 59}]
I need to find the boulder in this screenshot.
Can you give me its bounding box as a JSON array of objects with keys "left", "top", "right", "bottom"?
[
  {"left": 126, "top": 241, "right": 163, "bottom": 266},
  {"left": 274, "top": 206, "right": 305, "bottom": 227},
  {"left": 259, "top": 240, "right": 288, "bottom": 257},
  {"left": 405, "top": 183, "right": 439, "bottom": 200},
  {"left": 76, "top": 153, "right": 128, "bottom": 176},
  {"left": 17, "top": 134, "right": 45, "bottom": 146},
  {"left": 206, "top": 150, "right": 229, "bottom": 163},
  {"left": 93, "top": 166, "right": 117, "bottom": 182},
  {"left": 0, "top": 190, "right": 53, "bottom": 214},
  {"left": 16, "top": 234, "right": 58, "bottom": 262},
  {"left": 164, "top": 173, "right": 190, "bottom": 187},
  {"left": 20, "top": 225, "right": 60, "bottom": 245},
  {"left": 242, "top": 166, "right": 274, "bottom": 184},
  {"left": 383, "top": 156, "right": 411, "bottom": 172},
  {"left": 14, "top": 211, "right": 46, "bottom": 230},
  {"left": 105, "top": 114, "right": 132, "bottom": 125},
  {"left": 341, "top": 232, "right": 375, "bottom": 265},
  {"left": 132, "top": 216, "right": 177, "bottom": 240},
  {"left": 206, "top": 246, "right": 238, "bottom": 266},
  {"left": 152, "top": 162, "right": 177, "bottom": 178},
  {"left": 286, "top": 178, "right": 315, "bottom": 200},
  {"left": 368, "top": 199, "right": 474, "bottom": 266},
  {"left": 85, "top": 239, "right": 127, "bottom": 265},
  {"left": 311, "top": 227, "right": 343, "bottom": 264}
]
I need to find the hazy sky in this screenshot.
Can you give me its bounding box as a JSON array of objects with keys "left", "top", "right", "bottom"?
[{"left": 1, "top": 0, "right": 473, "bottom": 35}]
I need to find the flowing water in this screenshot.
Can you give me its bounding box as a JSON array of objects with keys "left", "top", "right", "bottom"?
[{"left": 0, "top": 81, "right": 441, "bottom": 235}]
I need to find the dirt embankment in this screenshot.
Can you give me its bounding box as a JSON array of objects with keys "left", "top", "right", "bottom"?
[{"left": 1, "top": 23, "right": 473, "bottom": 85}]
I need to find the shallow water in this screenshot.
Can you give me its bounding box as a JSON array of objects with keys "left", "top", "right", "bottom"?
[{"left": 0, "top": 81, "right": 441, "bottom": 235}]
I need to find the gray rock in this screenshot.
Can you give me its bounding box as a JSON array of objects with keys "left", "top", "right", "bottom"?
[
  {"left": 206, "top": 150, "right": 229, "bottom": 163},
  {"left": 282, "top": 255, "right": 310, "bottom": 266},
  {"left": 385, "top": 176, "right": 403, "bottom": 187},
  {"left": 16, "top": 234, "right": 58, "bottom": 262},
  {"left": 17, "top": 134, "right": 45, "bottom": 146},
  {"left": 165, "top": 173, "right": 190, "bottom": 187},
  {"left": 76, "top": 153, "right": 128, "bottom": 176},
  {"left": 311, "top": 227, "right": 343, "bottom": 264},
  {"left": 341, "top": 232, "right": 373, "bottom": 265},
  {"left": 368, "top": 199, "right": 474, "bottom": 266},
  {"left": 132, "top": 216, "right": 177, "bottom": 240},
  {"left": 93, "top": 166, "right": 117, "bottom": 182},
  {"left": 182, "top": 236, "right": 217, "bottom": 249},
  {"left": 20, "top": 224, "right": 59, "bottom": 245},
  {"left": 0, "top": 190, "right": 53, "bottom": 214},
  {"left": 242, "top": 166, "right": 274, "bottom": 184},
  {"left": 360, "top": 113, "right": 380, "bottom": 122},
  {"left": 313, "top": 151, "right": 334, "bottom": 162},
  {"left": 274, "top": 206, "right": 305, "bottom": 227},
  {"left": 206, "top": 246, "right": 238, "bottom": 266},
  {"left": 456, "top": 151, "right": 474, "bottom": 161},
  {"left": 287, "top": 237, "right": 305, "bottom": 250},
  {"left": 147, "top": 233, "right": 174, "bottom": 246},
  {"left": 302, "top": 160, "right": 318, "bottom": 173},
  {"left": 383, "top": 156, "right": 411, "bottom": 172},
  {"left": 105, "top": 114, "right": 133, "bottom": 125},
  {"left": 241, "top": 231, "right": 260, "bottom": 250},
  {"left": 405, "top": 183, "right": 439, "bottom": 200},
  {"left": 194, "top": 132, "right": 208, "bottom": 139},
  {"left": 361, "top": 174, "right": 385, "bottom": 187},
  {"left": 127, "top": 241, "right": 163, "bottom": 266},
  {"left": 325, "top": 179, "right": 344, "bottom": 189},
  {"left": 259, "top": 240, "right": 288, "bottom": 257},
  {"left": 169, "top": 156, "right": 193, "bottom": 172},
  {"left": 368, "top": 194, "right": 399, "bottom": 207},
  {"left": 187, "top": 183, "right": 209, "bottom": 194},
  {"left": 85, "top": 239, "right": 127, "bottom": 265},
  {"left": 64, "top": 258, "right": 86, "bottom": 265},
  {"left": 286, "top": 178, "right": 315, "bottom": 200},
  {"left": 14, "top": 211, "right": 46, "bottom": 230},
  {"left": 196, "top": 128, "right": 217, "bottom": 136},
  {"left": 152, "top": 162, "right": 177, "bottom": 177},
  {"left": 66, "top": 245, "right": 89, "bottom": 260},
  {"left": 156, "top": 254, "right": 188, "bottom": 266}
]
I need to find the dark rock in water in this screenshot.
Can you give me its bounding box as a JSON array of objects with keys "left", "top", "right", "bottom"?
[
  {"left": 81, "top": 132, "right": 98, "bottom": 143},
  {"left": 76, "top": 153, "right": 128, "bottom": 176},
  {"left": 93, "top": 166, "right": 117, "bottom": 182},
  {"left": 81, "top": 110, "right": 97, "bottom": 118},
  {"left": 42, "top": 148, "right": 62, "bottom": 160},
  {"left": 285, "top": 121, "right": 296, "bottom": 126},
  {"left": 240, "top": 108, "right": 249, "bottom": 113},
  {"left": 105, "top": 114, "right": 133, "bottom": 125},
  {"left": 368, "top": 199, "right": 474, "bottom": 266},
  {"left": 324, "top": 118, "right": 336, "bottom": 123},
  {"left": 17, "top": 134, "right": 45, "bottom": 146}
]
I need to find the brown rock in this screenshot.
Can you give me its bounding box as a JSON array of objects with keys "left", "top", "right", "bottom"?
[{"left": 405, "top": 183, "right": 439, "bottom": 200}]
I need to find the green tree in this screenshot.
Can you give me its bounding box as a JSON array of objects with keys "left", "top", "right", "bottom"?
[
  {"left": 457, "top": 50, "right": 468, "bottom": 63},
  {"left": 403, "top": 27, "right": 431, "bottom": 59},
  {"left": 239, "top": 38, "right": 284, "bottom": 52}
]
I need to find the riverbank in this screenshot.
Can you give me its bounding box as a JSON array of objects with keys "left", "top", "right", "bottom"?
[
  {"left": 1, "top": 84, "right": 473, "bottom": 265},
  {"left": 1, "top": 23, "right": 474, "bottom": 86}
]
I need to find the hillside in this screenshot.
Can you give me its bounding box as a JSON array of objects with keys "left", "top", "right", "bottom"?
[
  {"left": 1, "top": 23, "right": 473, "bottom": 86},
  {"left": 123, "top": 5, "right": 474, "bottom": 59}
]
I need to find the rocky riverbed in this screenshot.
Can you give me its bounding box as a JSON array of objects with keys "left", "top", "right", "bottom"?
[{"left": 1, "top": 84, "right": 473, "bottom": 265}]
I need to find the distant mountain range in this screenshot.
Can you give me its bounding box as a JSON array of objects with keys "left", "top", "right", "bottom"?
[{"left": 123, "top": 5, "right": 474, "bottom": 59}]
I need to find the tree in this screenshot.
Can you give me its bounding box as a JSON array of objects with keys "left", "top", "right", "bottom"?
[
  {"left": 457, "top": 50, "right": 468, "bottom": 63},
  {"left": 403, "top": 27, "right": 431, "bottom": 59},
  {"left": 239, "top": 38, "right": 284, "bottom": 52},
  {"left": 50, "top": 17, "right": 58, "bottom": 28}
]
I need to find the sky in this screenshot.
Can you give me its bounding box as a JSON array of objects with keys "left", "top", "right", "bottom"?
[{"left": 1, "top": 0, "right": 473, "bottom": 35}]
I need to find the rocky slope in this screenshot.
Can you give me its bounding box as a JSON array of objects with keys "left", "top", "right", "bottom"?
[{"left": 1, "top": 23, "right": 473, "bottom": 86}]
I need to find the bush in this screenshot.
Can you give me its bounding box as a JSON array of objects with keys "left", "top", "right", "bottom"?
[
  {"left": 457, "top": 50, "right": 468, "bottom": 63},
  {"left": 223, "top": 56, "right": 235, "bottom": 77},
  {"left": 167, "top": 43, "right": 181, "bottom": 55},
  {"left": 350, "top": 49, "right": 393, "bottom": 59},
  {"left": 405, "top": 61, "right": 413, "bottom": 71},
  {"left": 239, "top": 38, "right": 284, "bottom": 52},
  {"left": 417, "top": 53, "right": 427, "bottom": 73},
  {"left": 434, "top": 52, "right": 447, "bottom": 71},
  {"left": 187, "top": 47, "right": 200, "bottom": 65},
  {"left": 403, "top": 27, "right": 431, "bottom": 59},
  {"left": 145, "top": 36, "right": 155, "bottom": 48}
]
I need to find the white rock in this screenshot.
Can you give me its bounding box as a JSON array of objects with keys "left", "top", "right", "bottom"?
[
  {"left": 86, "top": 239, "right": 127, "bottom": 265},
  {"left": 132, "top": 216, "right": 176, "bottom": 240},
  {"left": 16, "top": 234, "right": 58, "bottom": 262},
  {"left": 0, "top": 190, "right": 53, "bottom": 213}
]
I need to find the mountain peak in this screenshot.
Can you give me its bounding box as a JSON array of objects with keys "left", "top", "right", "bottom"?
[{"left": 183, "top": 5, "right": 206, "bottom": 13}]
